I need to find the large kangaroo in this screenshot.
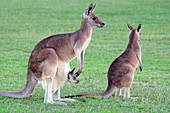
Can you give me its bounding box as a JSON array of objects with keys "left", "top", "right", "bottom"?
[
  {"left": 0, "top": 3, "right": 105, "bottom": 105},
  {"left": 65, "top": 23, "right": 142, "bottom": 99}
]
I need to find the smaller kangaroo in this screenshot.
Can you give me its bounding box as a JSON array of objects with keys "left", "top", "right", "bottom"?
[{"left": 65, "top": 23, "right": 142, "bottom": 99}]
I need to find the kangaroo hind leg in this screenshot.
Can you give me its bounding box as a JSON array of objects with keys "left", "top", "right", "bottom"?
[
  {"left": 38, "top": 48, "right": 67, "bottom": 105},
  {"left": 124, "top": 87, "right": 130, "bottom": 98},
  {"left": 53, "top": 88, "right": 82, "bottom": 102},
  {"left": 43, "top": 77, "right": 53, "bottom": 103},
  {"left": 115, "top": 88, "right": 122, "bottom": 97},
  {"left": 43, "top": 77, "right": 67, "bottom": 105}
]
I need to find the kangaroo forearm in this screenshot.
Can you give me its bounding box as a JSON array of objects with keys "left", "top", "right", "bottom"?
[
  {"left": 136, "top": 54, "right": 142, "bottom": 71},
  {"left": 81, "top": 50, "right": 84, "bottom": 68}
]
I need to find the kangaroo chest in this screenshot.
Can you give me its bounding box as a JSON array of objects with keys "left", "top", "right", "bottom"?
[
  {"left": 83, "top": 37, "right": 91, "bottom": 49},
  {"left": 83, "top": 30, "right": 92, "bottom": 49}
]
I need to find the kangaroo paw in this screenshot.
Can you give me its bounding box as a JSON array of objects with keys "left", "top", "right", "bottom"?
[{"left": 139, "top": 66, "right": 142, "bottom": 71}]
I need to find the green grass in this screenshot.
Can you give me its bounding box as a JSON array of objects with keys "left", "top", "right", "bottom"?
[{"left": 0, "top": 0, "right": 169, "bottom": 112}]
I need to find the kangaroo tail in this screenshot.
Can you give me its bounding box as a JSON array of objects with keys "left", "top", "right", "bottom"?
[
  {"left": 65, "top": 94, "right": 103, "bottom": 98},
  {"left": 0, "top": 69, "right": 37, "bottom": 98},
  {"left": 65, "top": 82, "right": 117, "bottom": 98}
]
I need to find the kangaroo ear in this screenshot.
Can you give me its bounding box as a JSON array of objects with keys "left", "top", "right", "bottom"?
[
  {"left": 84, "top": 3, "right": 93, "bottom": 16},
  {"left": 136, "top": 24, "right": 142, "bottom": 32},
  {"left": 127, "top": 23, "right": 133, "bottom": 31},
  {"left": 91, "top": 3, "right": 97, "bottom": 13},
  {"left": 70, "top": 68, "right": 75, "bottom": 73}
]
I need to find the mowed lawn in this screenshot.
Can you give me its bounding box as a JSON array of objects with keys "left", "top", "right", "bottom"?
[{"left": 0, "top": 0, "right": 169, "bottom": 112}]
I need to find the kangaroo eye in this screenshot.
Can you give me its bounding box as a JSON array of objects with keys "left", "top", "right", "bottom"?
[
  {"left": 92, "top": 17, "right": 96, "bottom": 20},
  {"left": 73, "top": 77, "right": 76, "bottom": 79}
]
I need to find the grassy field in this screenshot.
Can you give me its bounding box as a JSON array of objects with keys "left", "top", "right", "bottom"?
[{"left": 0, "top": 0, "right": 169, "bottom": 112}]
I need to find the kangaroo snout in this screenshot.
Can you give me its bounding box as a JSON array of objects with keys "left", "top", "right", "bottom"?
[
  {"left": 101, "top": 22, "right": 105, "bottom": 27},
  {"left": 76, "top": 80, "right": 79, "bottom": 84},
  {"left": 98, "top": 22, "right": 105, "bottom": 28}
]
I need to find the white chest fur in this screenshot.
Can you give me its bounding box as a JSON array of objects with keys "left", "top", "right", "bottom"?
[
  {"left": 84, "top": 37, "right": 91, "bottom": 49},
  {"left": 83, "top": 30, "right": 92, "bottom": 49}
]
